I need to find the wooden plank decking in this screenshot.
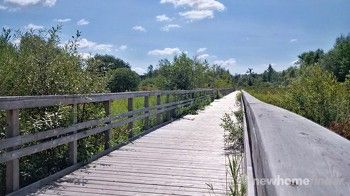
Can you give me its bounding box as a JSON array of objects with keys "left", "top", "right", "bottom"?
[{"left": 32, "top": 92, "right": 238, "bottom": 196}]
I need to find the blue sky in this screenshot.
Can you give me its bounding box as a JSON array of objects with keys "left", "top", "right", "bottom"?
[{"left": 1, "top": 0, "right": 350, "bottom": 74}]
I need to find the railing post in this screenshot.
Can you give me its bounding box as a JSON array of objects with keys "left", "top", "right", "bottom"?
[
  {"left": 128, "top": 97, "right": 133, "bottom": 139},
  {"left": 104, "top": 100, "right": 112, "bottom": 150},
  {"left": 211, "top": 89, "right": 215, "bottom": 101},
  {"left": 171, "top": 93, "right": 176, "bottom": 119},
  {"left": 68, "top": 104, "right": 78, "bottom": 165},
  {"left": 156, "top": 94, "right": 161, "bottom": 124},
  {"left": 144, "top": 95, "right": 149, "bottom": 129},
  {"left": 6, "top": 109, "right": 20, "bottom": 194},
  {"left": 166, "top": 94, "right": 171, "bottom": 121}
]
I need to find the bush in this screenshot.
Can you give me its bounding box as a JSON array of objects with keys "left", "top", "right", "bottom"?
[
  {"left": 247, "top": 66, "right": 350, "bottom": 140},
  {"left": 287, "top": 66, "right": 339, "bottom": 126},
  {"left": 107, "top": 68, "right": 141, "bottom": 92}
]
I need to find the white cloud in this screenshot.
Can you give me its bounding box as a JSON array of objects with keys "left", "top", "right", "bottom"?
[
  {"left": 132, "top": 67, "right": 146, "bottom": 75},
  {"left": 156, "top": 14, "right": 172, "bottom": 22},
  {"left": 161, "top": 24, "right": 181, "bottom": 32},
  {"left": 160, "top": 0, "right": 224, "bottom": 11},
  {"left": 77, "top": 19, "right": 89, "bottom": 26},
  {"left": 24, "top": 23, "right": 44, "bottom": 30},
  {"left": 55, "top": 18, "right": 71, "bottom": 23},
  {"left": 148, "top": 47, "right": 181, "bottom": 56},
  {"left": 213, "top": 58, "right": 236, "bottom": 67},
  {"left": 118, "top": 45, "right": 127, "bottom": 51},
  {"left": 160, "top": 0, "right": 225, "bottom": 21},
  {"left": 290, "top": 38, "right": 298, "bottom": 43},
  {"left": 179, "top": 10, "right": 213, "bottom": 20},
  {"left": 4, "top": 0, "right": 57, "bottom": 7},
  {"left": 132, "top": 25, "right": 146, "bottom": 32},
  {"left": 77, "top": 38, "right": 113, "bottom": 52},
  {"left": 0, "top": 4, "right": 8, "bottom": 10},
  {"left": 196, "top": 47, "right": 207, "bottom": 53},
  {"left": 197, "top": 53, "right": 210, "bottom": 60}
]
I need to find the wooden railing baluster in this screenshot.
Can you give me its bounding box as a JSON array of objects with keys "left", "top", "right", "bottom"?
[
  {"left": 144, "top": 95, "right": 150, "bottom": 130},
  {"left": 68, "top": 104, "right": 78, "bottom": 165},
  {"left": 127, "top": 97, "right": 133, "bottom": 139},
  {"left": 156, "top": 94, "right": 161, "bottom": 124},
  {"left": 104, "top": 101, "right": 112, "bottom": 149},
  {"left": 5, "top": 109, "right": 20, "bottom": 194},
  {"left": 166, "top": 94, "right": 170, "bottom": 121}
]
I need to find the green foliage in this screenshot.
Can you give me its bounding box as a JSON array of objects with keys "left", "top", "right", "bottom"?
[
  {"left": 86, "top": 54, "right": 130, "bottom": 76},
  {"left": 0, "top": 27, "right": 105, "bottom": 96},
  {"left": 247, "top": 66, "right": 350, "bottom": 140},
  {"left": 157, "top": 53, "right": 195, "bottom": 90},
  {"left": 0, "top": 27, "right": 106, "bottom": 194},
  {"left": 220, "top": 96, "right": 245, "bottom": 196},
  {"left": 108, "top": 68, "right": 141, "bottom": 92},
  {"left": 262, "top": 64, "right": 278, "bottom": 83},
  {"left": 287, "top": 66, "right": 339, "bottom": 126},
  {"left": 321, "top": 34, "right": 350, "bottom": 82},
  {"left": 298, "top": 49, "right": 324, "bottom": 67},
  {"left": 141, "top": 53, "right": 234, "bottom": 90},
  {"left": 138, "top": 77, "right": 159, "bottom": 91},
  {"left": 237, "top": 34, "right": 350, "bottom": 140},
  {"left": 228, "top": 155, "right": 246, "bottom": 196}
]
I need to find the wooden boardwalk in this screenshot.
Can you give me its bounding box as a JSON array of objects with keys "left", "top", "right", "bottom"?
[{"left": 32, "top": 92, "right": 238, "bottom": 196}]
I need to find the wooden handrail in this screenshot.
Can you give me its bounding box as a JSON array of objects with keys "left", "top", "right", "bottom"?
[
  {"left": 1, "top": 88, "right": 234, "bottom": 194},
  {"left": 242, "top": 91, "right": 350, "bottom": 196},
  {"left": 0, "top": 89, "right": 215, "bottom": 110}
]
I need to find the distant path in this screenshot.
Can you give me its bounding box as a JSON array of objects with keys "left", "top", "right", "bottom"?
[{"left": 33, "top": 92, "right": 239, "bottom": 196}]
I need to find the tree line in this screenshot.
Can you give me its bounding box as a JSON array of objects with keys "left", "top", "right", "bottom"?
[{"left": 0, "top": 26, "right": 234, "bottom": 97}]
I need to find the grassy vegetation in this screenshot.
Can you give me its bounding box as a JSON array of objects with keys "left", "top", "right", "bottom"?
[
  {"left": 234, "top": 34, "right": 350, "bottom": 140},
  {"left": 220, "top": 92, "right": 246, "bottom": 196},
  {"left": 245, "top": 66, "right": 350, "bottom": 139}
]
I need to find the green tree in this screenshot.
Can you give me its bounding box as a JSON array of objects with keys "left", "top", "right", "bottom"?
[
  {"left": 262, "top": 64, "right": 278, "bottom": 83},
  {"left": 298, "top": 49, "right": 324, "bottom": 67},
  {"left": 0, "top": 26, "right": 104, "bottom": 96},
  {"left": 107, "top": 68, "right": 141, "bottom": 92},
  {"left": 288, "top": 66, "right": 339, "bottom": 126},
  {"left": 158, "top": 53, "right": 194, "bottom": 90},
  {"left": 86, "top": 54, "right": 130, "bottom": 76},
  {"left": 321, "top": 34, "right": 350, "bottom": 82}
]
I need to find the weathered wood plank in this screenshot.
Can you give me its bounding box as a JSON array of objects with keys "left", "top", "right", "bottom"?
[
  {"left": 68, "top": 104, "right": 78, "bottom": 165},
  {"left": 104, "top": 100, "right": 112, "bottom": 150},
  {"left": 0, "top": 98, "right": 197, "bottom": 150},
  {"left": 0, "top": 101, "right": 195, "bottom": 163},
  {"left": 156, "top": 95, "right": 161, "bottom": 124},
  {"left": 5, "top": 109, "right": 20, "bottom": 194},
  {"left": 243, "top": 91, "right": 350, "bottom": 196},
  {"left": 144, "top": 96, "right": 149, "bottom": 129},
  {"left": 25, "top": 92, "right": 237, "bottom": 196},
  {"left": 127, "top": 97, "right": 133, "bottom": 139}
]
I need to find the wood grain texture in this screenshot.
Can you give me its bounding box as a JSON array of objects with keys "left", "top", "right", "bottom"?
[{"left": 28, "top": 92, "right": 238, "bottom": 196}]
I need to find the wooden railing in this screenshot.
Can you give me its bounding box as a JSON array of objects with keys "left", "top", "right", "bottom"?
[
  {"left": 0, "top": 88, "right": 234, "bottom": 195},
  {"left": 242, "top": 91, "right": 350, "bottom": 196}
]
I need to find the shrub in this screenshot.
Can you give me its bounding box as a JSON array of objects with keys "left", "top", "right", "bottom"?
[
  {"left": 287, "top": 66, "right": 339, "bottom": 126},
  {"left": 107, "top": 68, "right": 141, "bottom": 92}
]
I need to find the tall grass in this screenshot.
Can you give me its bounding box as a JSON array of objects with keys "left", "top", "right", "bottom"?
[{"left": 220, "top": 92, "right": 246, "bottom": 196}]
